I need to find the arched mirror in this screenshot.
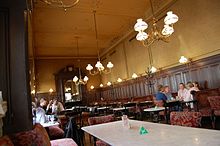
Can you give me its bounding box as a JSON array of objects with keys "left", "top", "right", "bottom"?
[
  {"left": 54, "top": 66, "right": 86, "bottom": 106},
  {"left": 64, "top": 79, "right": 80, "bottom": 102}
]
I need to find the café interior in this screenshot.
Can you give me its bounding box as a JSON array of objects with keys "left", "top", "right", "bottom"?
[{"left": 0, "top": 0, "right": 220, "bottom": 145}]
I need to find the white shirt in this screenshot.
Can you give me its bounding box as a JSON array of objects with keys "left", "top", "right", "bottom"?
[
  {"left": 35, "top": 107, "right": 46, "bottom": 124},
  {"left": 177, "top": 88, "right": 188, "bottom": 100}
]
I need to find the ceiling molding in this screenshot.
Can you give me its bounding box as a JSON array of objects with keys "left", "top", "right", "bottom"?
[{"left": 30, "top": 56, "right": 97, "bottom": 60}]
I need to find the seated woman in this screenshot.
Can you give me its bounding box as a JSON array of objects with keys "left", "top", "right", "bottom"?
[
  {"left": 46, "top": 97, "right": 64, "bottom": 115},
  {"left": 156, "top": 85, "right": 167, "bottom": 101},
  {"left": 35, "top": 101, "right": 46, "bottom": 124},
  {"left": 40, "top": 97, "right": 48, "bottom": 111}
]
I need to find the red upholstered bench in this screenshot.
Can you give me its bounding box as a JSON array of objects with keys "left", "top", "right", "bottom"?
[{"left": 0, "top": 123, "right": 77, "bottom": 146}]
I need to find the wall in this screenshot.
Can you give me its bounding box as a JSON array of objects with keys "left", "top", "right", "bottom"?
[
  {"left": 91, "top": 54, "right": 220, "bottom": 102},
  {"left": 101, "top": 0, "right": 220, "bottom": 84},
  {"left": 35, "top": 59, "right": 101, "bottom": 93}
]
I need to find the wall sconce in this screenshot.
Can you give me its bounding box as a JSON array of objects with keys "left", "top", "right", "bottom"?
[
  {"left": 90, "top": 85, "right": 94, "bottom": 90},
  {"left": 107, "top": 82, "right": 112, "bottom": 86},
  {"left": 132, "top": 73, "right": 138, "bottom": 79},
  {"left": 49, "top": 88, "right": 53, "bottom": 93},
  {"left": 31, "top": 89, "right": 36, "bottom": 94},
  {"left": 99, "top": 84, "right": 103, "bottom": 87},
  {"left": 117, "top": 78, "right": 122, "bottom": 83},
  {"left": 179, "top": 56, "right": 188, "bottom": 64}
]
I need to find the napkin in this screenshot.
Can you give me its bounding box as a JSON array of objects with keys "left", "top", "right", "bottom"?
[{"left": 139, "top": 126, "right": 148, "bottom": 135}]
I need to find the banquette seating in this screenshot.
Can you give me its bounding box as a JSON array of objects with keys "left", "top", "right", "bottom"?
[{"left": 0, "top": 124, "right": 77, "bottom": 146}]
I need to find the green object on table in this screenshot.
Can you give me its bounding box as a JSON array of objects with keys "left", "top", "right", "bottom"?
[{"left": 139, "top": 126, "right": 148, "bottom": 135}]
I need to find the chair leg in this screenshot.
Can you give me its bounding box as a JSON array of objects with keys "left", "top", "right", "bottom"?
[{"left": 213, "top": 116, "right": 216, "bottom": 129}]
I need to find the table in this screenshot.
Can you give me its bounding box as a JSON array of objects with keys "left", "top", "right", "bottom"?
[
  {"left": 41, "top": 121, "right": 59, "bottom": 128},
  {"left": 144, "top": 107, "right": 165, "bottom": 122},
  {"left": 97, "top": 107, "right": 109, "bottom": 115},
  {"left": 82, "top": 120, "right": 220, "bottom": 146}
]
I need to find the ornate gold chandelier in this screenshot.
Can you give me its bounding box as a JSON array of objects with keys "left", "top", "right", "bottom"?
[
  {"left": 134, "top": 0, "right": 178, "bottom": 46},
  {"left": 73, "top": 37, "right": 89, "bottom": 85},
  {"left": 86, "top": 10, "right": 114, "bottom": 75},
  {"left": 40, "top": 0, "right": 80, "bottom": 11}
]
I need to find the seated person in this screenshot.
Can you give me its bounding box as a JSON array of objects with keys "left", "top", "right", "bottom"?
[
  {"left": 177, "top": 83, "right": 188, "bottom": 101},
  {"left": 164, "top": 86, "right": 173, "bottom": 101},
  {"left": 46, "top": 97, "right": 64, "bottom": 115},
  {"left": 35, "top": 101, "right": 46, "bottom": 124},
  {"left": 40, "top": 97, "right": 48, "bottom": 111},
  {"left": 184, "top": 82, "right": 195, "bottom": 108},
  {"left": 156, "top": 85, "right": 167, "bottom": 101},
  {"left": 192, "top": 81, "right": 200, "bottom": 91}
]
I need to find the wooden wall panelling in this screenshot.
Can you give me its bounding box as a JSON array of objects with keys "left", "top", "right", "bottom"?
[
  {"left": 209, "top": 64, "right": 220, "bottom": 88},
  {"left": 198, "top": 66, "right": 210, "bottom": 89},
  {"left": 89, "top": 55, "right": 220, "bottom": 102}
]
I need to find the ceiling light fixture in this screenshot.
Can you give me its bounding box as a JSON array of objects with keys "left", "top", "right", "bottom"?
[
  {"left": 40, "top": 0, "right": 80, "bottom": 11},
  {"left": 86, "top": 10, "right": 114, "bottom": 75},
  {"left": 99, "top": 84, "right": 104, "bottom": 87},
  {"left": 73, "top": 37, "right": 89, "bottom": 85},
  {"left": 134, "top": 0, "right": 178, "bottom": 46}
]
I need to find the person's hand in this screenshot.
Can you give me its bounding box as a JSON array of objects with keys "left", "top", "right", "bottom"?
[{"left": 49, "top": 100, "right": 53, "bottom": 105}]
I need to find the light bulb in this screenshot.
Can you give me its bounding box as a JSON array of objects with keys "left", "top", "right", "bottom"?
[
  {"left": 90, "top": 85, "right": 94, "bottom": 90},
  {"left": 86, "top": 64, "right": 93, "bottom": 71},
  {"left": 73, "top": 76, "right": 79, "bottom": 82},
  {"left": 134, "top": 19, "right": 148, "bottom": 32},
  {"left": 150, "top": 66, "right": 157, "bottom": 73},
  {"left": 117, "top": 78, "right": 122, "bottom": 83},
  {"left": 132, "top": 73, "right": 138, "bottom": 79},
  {"left": 83, "top": 76, "right": 89, "bottom": 82},
  {"left": 164, "top": 11, "right": 179, "bottom": 25},
  {"left": 107, "top": 62, "right": 114, "bottom": 68},
  {"left": 179, "top": 56, "right": 188, "bottom": 64},
  {"left": 49, "top": 88, "right": 53, "bottom": 93},
  {"left": 136, "top": 31, "right": 148, "bottom": 41},
  {"left": 107, "top": 82, "right": 112, "bottom": 86}
]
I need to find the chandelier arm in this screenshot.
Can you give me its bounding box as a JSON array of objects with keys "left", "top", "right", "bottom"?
[
  {"left": 40, "top": 0, "right": 80, "bottom": 9},
  {"left": 89, "top": 70, "right": 99, "bottom": 76},
  {"left": 102, "top": 68, "right": 111, "bottom": 74}
]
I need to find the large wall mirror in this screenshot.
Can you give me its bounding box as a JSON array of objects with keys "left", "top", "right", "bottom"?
[
  {"left": 55, "top": 66, "right": 86, "bottom": 106},
  {"left": 64, "top": 79, "right": 81, "bottom": 102}
]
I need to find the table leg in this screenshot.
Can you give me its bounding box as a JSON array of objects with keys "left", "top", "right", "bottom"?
[{"left": 93, "top": 136, "right": 97, "bottom": 146}]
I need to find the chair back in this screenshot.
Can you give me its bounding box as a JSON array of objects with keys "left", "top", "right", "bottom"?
[
  {"left": 10, "top": 124, "right": 51, "bottom": 146},
  {"left": 88, "top": 115, "right": 114, "bottom": 125},
  {"left": 207, "top": 96, "right": 220, "bottom": 110},
  {"left": 170, "top": 111, "right": 202, "bottom": 127}
]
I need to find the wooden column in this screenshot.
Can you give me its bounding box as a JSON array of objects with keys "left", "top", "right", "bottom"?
[{"left": 0, "top": 0, "right": 32, "bottom": 134}]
